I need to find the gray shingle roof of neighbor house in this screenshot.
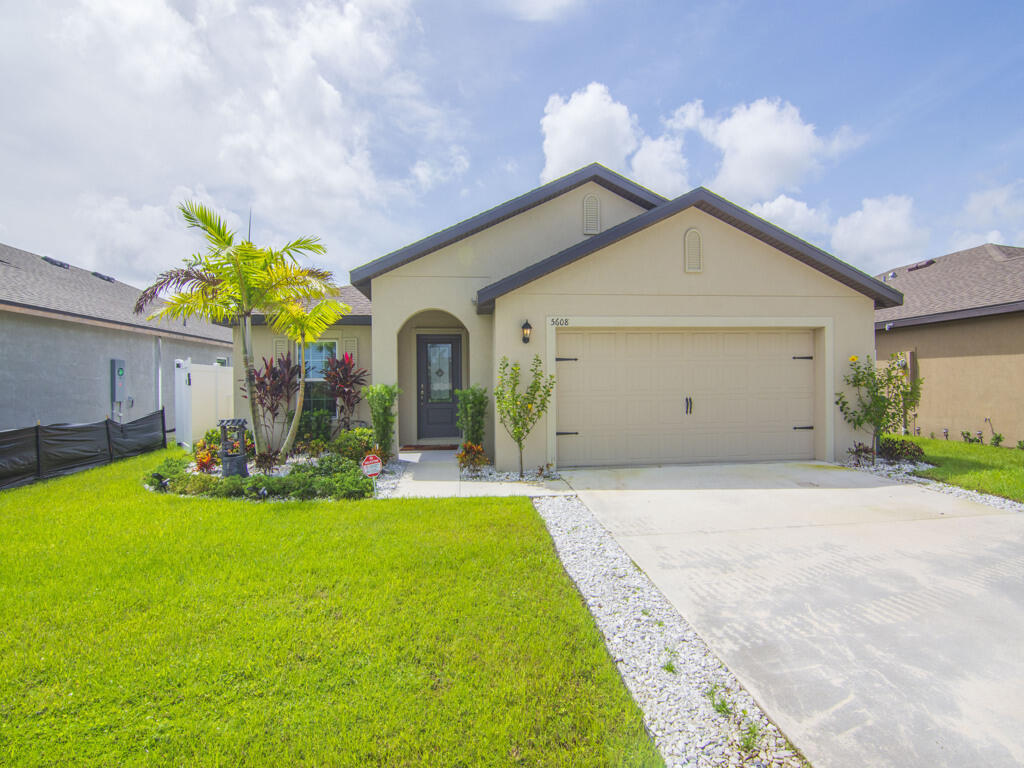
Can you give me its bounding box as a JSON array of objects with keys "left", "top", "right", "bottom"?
[
  {"left": 0, "top": 241, "right": 232, "bottom": 344},
  {"left": 475, "top": 186, "right": 904, "bottom": 313},
  {"left": 874, "top": 243, "right": 1024, "bottom": 329},
  {"left": 349, "top": 163, "right": 668, "bottom": 297},
  {"left": 249, "top": 284, "right": 372, "bottom": 325}
]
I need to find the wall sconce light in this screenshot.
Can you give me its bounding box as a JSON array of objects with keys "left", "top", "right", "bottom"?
[{"left": 521, "top": 320, "right": 532, "bottom": 344}]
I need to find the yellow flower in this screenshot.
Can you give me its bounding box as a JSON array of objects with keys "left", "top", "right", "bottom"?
[{"left": 849, "top": 355, "right": 859, "bottom": 363}]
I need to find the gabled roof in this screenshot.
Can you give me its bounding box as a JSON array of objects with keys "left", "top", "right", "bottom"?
[
  {"left": 476, "top": 187, "right": 903, "bottom": 312},
  {"left": 350, "top": 163, "right": 667, "bottom": 297},
  {"left": 874, "top": 243, "right": 1024, "bottom": 329},
  {"left": 0, "top": 241, "right": 232, "bottom": 344}
]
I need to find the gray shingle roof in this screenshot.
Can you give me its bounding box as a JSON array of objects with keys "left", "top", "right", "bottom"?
[
  {"left": 874, "top": 243, "right": 1024, "bottom": 328},
  {"left": 249, "top": 284, "right": 372, "bottom": 325},
  {"left": 0, "top": 241, "right": 231, "bottom": 343}
]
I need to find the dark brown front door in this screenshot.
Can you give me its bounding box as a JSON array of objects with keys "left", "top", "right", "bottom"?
[{"left": 416, "top": 334, "right": 462, "bottom": 439}]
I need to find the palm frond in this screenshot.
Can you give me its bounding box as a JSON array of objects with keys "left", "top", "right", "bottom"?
[
  {"left": 179, "top": 200, "right": 235, "bottom": 251},
  {"left": 268, "top": 298, "right": 349, "bottom": 342},
  {"left": 135, "top": 266, "right": 221, "bottom": 314},
  {"left": 277, "top": 236, "right": 326, "bottom": 262}
]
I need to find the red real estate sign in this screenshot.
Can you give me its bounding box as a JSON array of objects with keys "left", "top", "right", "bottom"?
[{"left": 361, "top": 454, "right": 382, "bottom": 478}]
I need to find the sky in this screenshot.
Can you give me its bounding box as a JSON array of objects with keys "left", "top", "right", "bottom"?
[{"left": 0, "top": 0, "right": 1022, "bottom": 288}]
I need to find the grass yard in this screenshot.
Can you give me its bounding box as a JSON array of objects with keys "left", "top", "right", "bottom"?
[
  {"left": 908, "top": 436, "right": 1024, "bottom": 503},
  {"left": 0, "top": 449, "right": 661, "bottom": 767}
]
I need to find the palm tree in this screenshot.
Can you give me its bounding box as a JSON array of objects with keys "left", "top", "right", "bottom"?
[
  {"left": 270, "top": 298, "right": 346, "bottom": 456},
  {"left": 135, "top": 201, "right": 348, "bottom": 454}
]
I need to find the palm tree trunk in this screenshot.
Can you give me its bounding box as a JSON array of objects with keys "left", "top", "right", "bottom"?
[
  {"left": 241, "top": 316, "right": 267, "bottom": 454},
  {"left": 280, "top": 335, "right": 306, "bottom": 456}
]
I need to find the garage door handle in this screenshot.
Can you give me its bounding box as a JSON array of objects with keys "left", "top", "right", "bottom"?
[
  {"left": 556, "top": 431, "right": 579, "bottom": 436},
  {"left": 793, "top": 425, "right": 814, "bottom": 430}
]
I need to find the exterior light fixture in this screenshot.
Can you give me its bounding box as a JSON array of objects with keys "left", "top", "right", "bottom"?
[{"left": 521, "top": 320, "right": 532, "bottom": 344}]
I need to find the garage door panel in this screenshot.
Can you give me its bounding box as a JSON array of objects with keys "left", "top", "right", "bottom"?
[{"left": 556, "top": 328, "right": 816, "bottom": 467}]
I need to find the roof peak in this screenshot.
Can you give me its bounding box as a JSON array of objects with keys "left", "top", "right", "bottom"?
[{"left": 349, "top": 163, "right": 667, "bottom": 297}]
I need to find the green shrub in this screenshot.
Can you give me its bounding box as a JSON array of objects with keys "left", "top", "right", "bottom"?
[
  {"left": 202, "top": 428, "right": 221, "bottom": 447},
  {"left": 145, "top": 456, "right": 190, "bottom": 488},
  {"left": 455, "top": 385, "right": 488, "bottom": 446},
  {"left": 312, "top": 453, "right": 359, "bottom": 477},
  {"left": 214, "top": 475, "right": 246, "bottom": 498},
  {"left": 326, "top": 470, "right": 373, "bottom": 499},
  {"left": 297, "top": 409, "right": 332, "bottom": 444},
  {"left": 331, "top": 428, "right": 376, "bottom": 462},
  {"left": 182, "top": 473, "right": 220, "bottom": 496},
  {"left": 991, "top": 432, "right": 1004, "bottom": 447},
  {"left": 878, "top": 436, "right": 925, "bottom": 462},
  {"left": 1018, "top": 440, "right": 1024, "bottom": 451},
  {"left": 364, "top": 384, "right": 401, "bottom": 463}
]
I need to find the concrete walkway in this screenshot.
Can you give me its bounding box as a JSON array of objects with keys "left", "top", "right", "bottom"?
[
  {"left": 562, "top": 461, "right": 1024, "bottom": 768},
  {"left": 391, "top": 450, "right": 571, "bottom": 497}
]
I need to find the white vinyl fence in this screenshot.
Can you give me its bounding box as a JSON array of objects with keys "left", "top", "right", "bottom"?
[{"left": 173, "top": 358, "right": 235, "bottom": 447}]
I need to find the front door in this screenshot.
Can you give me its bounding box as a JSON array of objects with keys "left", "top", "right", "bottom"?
[{"left": 416, "top": 334, "right": 462, "bottom": 439}]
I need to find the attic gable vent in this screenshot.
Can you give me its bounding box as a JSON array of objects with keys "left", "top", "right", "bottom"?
[
  {"left": 907, "top": 259, "right": 935, "bottom": 272},
  {"left": 582, "top": 193, "right": 601, "bottom": 235},
  {"left": 684, "top": 228, "right": 703, "bottom": 273},
  {"left": 42, "top": 256, "right": 70, "bottom": 269},
  {"left": 91, "top": 271, "right": 115, "bottom": 283}
]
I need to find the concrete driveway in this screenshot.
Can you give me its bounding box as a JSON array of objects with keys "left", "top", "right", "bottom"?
[{"left": 562, "top": 462, "right": 1024, "bottom": 768}]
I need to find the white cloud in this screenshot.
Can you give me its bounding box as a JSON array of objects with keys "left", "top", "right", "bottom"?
[
  {"left": 750, "top": 195, "right": 831, "bottom": 243},
  {"left": 0, "top": 0, "right": 467, "bottom": 286},
  {"left": 831, "top": 195, "right": 929, "bottom": 273},
  {"left": 949, "top": 181, "right": 1024, "bottom": 250},
  {"left": 62, "top": 0, "right": 210, "bottom": 91},
  {"left": 692, "top": 98, "right": 862, "bottom": 203},
  {"left": 495, "top": 0, "right": 586, "bottom": 21},
  {"left": 629, "top": 135, "right": 689, "bottom": 197},
  {"left": 540, "top": 83, "right": 639, "bottom": 183}
]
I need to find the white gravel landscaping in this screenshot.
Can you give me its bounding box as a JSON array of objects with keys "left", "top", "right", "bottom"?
[
  {"left": 845, "top": 457, "right": 1024, "bottom": 514},
  {"left": 371, "top": 460, "right": 405, "bottom": 499},
  {"left": 533, "top": 495, "right": 809, "bottom": 768},
  {"left": 460, "top": 464, "right": 560, "bottom": 482}
]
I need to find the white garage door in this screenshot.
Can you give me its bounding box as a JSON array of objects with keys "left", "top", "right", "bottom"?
[{"left": 555, "top": 328, "right": 815, "bottom": 467}]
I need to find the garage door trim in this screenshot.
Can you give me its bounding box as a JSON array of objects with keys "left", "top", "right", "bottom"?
[{"left": 544, "top": 315, "right": 835, "bottom": 468}]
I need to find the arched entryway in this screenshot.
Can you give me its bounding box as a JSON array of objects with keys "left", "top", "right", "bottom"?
[{"left": 396, "top": 309, "right": 469, "bottom": 447}]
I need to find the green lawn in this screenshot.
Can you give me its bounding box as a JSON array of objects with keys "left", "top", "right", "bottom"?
[
  {"left": 0, "top": 449, "right": 661, "bottom": 767},
  {"left": 908, "top": 437, "right": 1024, "bottom": 503}
]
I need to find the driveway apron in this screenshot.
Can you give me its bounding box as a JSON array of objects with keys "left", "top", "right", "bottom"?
[{"left": 563, "top": 462, "right": 1024, "bottom": 768}]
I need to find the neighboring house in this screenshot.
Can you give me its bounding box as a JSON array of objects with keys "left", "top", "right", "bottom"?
[
  {"left": 875, "top": 243, "right": 1024, "bottom": 445},
  {"left": 236, "top": 164, "right": 901, "bottom": 471},
  {"left": 0, "top": 242, "right": 232, "bottom": 431}
]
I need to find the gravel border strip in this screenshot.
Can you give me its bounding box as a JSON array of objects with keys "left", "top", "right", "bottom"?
[
  {"left": 533, "top": 495, "right": 809, "bottom": 768},
  {"left": 845, "top": 458, "right": 1024, "bottom": 514}
]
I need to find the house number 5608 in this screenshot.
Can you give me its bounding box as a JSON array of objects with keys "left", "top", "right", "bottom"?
[{"left": 550, "top": 318, "right": 570, "bottom": 327}]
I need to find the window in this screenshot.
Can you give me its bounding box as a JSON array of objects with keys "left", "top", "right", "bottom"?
[
  {"left": 304, "top": 381, "right": 336, "bottom": 415},
  {"left": 303, "top": 340, "right": 336, "bottom": 380},
  {"left": 684, "top": 228, "right": 702, "bottom": 273},
  {"left": 302, "top": 341, "right": 337, "bottom": 415},
  {"left": 583, "top": 193, "right": 601, "bottom": 235},
  {"left": 215, "top": 357, "right": 228, "bottom": 367}
]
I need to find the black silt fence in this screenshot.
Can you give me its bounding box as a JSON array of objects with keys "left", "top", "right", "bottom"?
[{"left": 0, "top": 410, "right": 166, "bottom": 490}]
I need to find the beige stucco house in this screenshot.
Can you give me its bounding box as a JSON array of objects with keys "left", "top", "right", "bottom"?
[
  {"left": 875, "top": 243, "right": 1024, "bottom": 445},
  {"left": 235, "top": 164, "right": 902, "bottom": 470}
]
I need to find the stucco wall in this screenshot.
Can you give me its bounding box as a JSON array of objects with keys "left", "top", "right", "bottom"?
[
  {"left": 369, "top": 181, "right": 642, "bottom": 452},
  {"left": 875, "top": 312, "right": 1024, "bottom": 445},
  {"left": 231, "top": 322, "right": 373, "bottom": 436},
  {"left": 491, "top": 207, "right": 875, "bottom": 470},
  {"left": 0, "top": 309, "right": 229, "bottom": 431}
]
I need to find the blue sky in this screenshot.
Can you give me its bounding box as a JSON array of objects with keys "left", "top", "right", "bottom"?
[{"left": 1, "top": 0, "right": 1021, "bottom": 287}]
